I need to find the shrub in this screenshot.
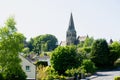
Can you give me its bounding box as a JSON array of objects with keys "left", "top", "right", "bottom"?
[
  {"left": 109, "top": 41, "right": 120, "bottom": 66},
  {"left": 51, "top": 46, "right": 80, "bottom": 75},
  {"left": 114, "top": 59, "right": 120, "bottom": 67},
  {"left": 3, "top": 65, "right": 26, "bottom": 80},
  {"left": 37, "top": 65, "right": 66, "bottom": 80},
  {"left": 0, "top": 73, "right": 4, "bottom": 80},
  {"left": 37, "top": 65, "right": 57, "bottom": 80},
  {"left": 65, "top": 68, "right": 81, "bottom": 77},
  {"left": 81, "top": 59, "right": 96, "bottom": 74},
  {"left": 114, "top": 76, "right": 120, "bottom": 80}
]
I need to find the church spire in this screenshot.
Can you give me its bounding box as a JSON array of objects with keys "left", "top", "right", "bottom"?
[
  {"left": 68, "top": 13, "right": 75, "bottom": 30},
  {"left": 66, "top": 13, "right": 77, "bottom": 45}
]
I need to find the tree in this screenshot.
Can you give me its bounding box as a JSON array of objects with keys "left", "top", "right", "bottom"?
[
  {"left": 27, "top": 38, "right": 34, "bottom": 51},
  {"left": 90, "top": 39, "right": 110, "bottom": 68},
  {"left": 109, "top": 41, "right": 120, "bottom": 66},
  {"left": 31, "top": 34, "right": 58, "bottom": 54},
  {"left": 83, "top": 37, "right": 94, "bottom": 47},
  {"left": 77, "top": 37, "right": 94, "bottom": 48},
  {"left": 22, "top": 47, "right": 30, "bottom": 54},
  {"left": 78, "top": 47, "right": 91, "bottom": 60},
  {"left": 0, "top": 16, "right": 26, "bottom": 79},
  {"left": 77, "top": 41, "right": 84, "bottom": 48},
  {"left": 50, "top": 46, "right": 80, "bottom": 75}
]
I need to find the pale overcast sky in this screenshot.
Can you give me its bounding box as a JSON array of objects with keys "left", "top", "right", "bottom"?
[{"left": 0, "top": 0, "right": 120, "bottom": 42}]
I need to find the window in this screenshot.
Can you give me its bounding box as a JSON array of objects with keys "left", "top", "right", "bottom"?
[{"left": 26, "top": 66, "right": 30, "bottom": 71}]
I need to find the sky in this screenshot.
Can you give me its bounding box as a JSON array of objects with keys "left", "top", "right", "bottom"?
[{"left": 0, "top": 0, "right": 120, "bottom": 42}]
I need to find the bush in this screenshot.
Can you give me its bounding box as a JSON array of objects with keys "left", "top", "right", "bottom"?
[
  {"left": 114, "top": 76, "right": 120, "bottom": 80},
  {"left": 37, "top": 65, "right": 57, "bottom": 80},
  {"left": 37, "top": 65, "right": 48, "bottom": 80},
  {"left": 109, "top": 42, "right": 120, "bottom": 66},
  {"left": 114, "top": 59, "right": 120, "bottom": 67},
  {"left": 0, "top": 73, "right": 4, "bottom": 80},
  {"left": 51, "top": 46, "right": 80, "bottom": 75},
  {"left": 65, "top": 68, "right": 81, "bottom": 77},
  {"left": 81, "top": 59, "right": 96, "bottom": 74},
  {"left": 37, "top": 65, "right": 66, "bottom": 80},
  {"left": 4, "top": 66, "right": 26, "bottom": 80}
]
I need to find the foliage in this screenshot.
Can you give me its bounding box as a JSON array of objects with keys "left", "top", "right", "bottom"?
[
  {"left": 36, "top": 61, "right": 48, "bottom": 66},
  {"left": 77, "top": 41, "right": 84, "bottom": 48},
  {"left": 83, "top": 37, "right": 94, "bottom": 47},
  {"left": 29, "top": 34, "right": 58, "bottom": 54},
  {"left": 37, "top": 65, "right": 66, "bottom": 80},
  {"left": 39, "top": 52, "right": 51, "bottom": 57},
  {"left": 90, "top": 39, "right": 110, "bottom": 68},
  {"left": 109, "top": 41, "right": 120, "bottom": 66},
  {"left": 65, "top": 67, "right": 81, "bottom": 77},
  {"left": 22, "top": 47, "right": 30, "bottom": 54},
  {"left": 78, "top": 47, "right": 91, "bottom": 60},
  {"left": 78, "top": 47, "right": 91, "bottom": 54},
  {"left": 37, "top": 65, "right": 49, "bottom": 80},
  {"left": 77, "top": 37, "right": 94, "bottom": 48},
  {"left": 27, "top": 38, "right": 34, "bottom": 51},
  {"left": 51, "top": 46, "right": 80, "bottom": 75},
  {"left": 0, "top": 73, "right": 4, "bottom": 80},
  {"left": 81, "top": 59, "right": 96, "bottom": 74},
  {"left": 114, "top": 76, "right": 120, "bottom": 80},
  {"left": 0, "top": 16, "right": 26, "bottom": 79},
  {"left": 83, "top": 47, "right": 91, "bottom": 53},
  {"left": 114, "top": 59, "right": 120, "bottom": 67},
  {"left": 4, "top": 66, "right": 26, "bottom": 80}
]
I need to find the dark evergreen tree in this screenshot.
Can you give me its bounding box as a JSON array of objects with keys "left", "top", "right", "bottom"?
[
  {"left": 27, "top": 38, "right": 34, "bottom": 51},
  {"left": 90, "top": 39, "right": 110, "bottom": 68}
]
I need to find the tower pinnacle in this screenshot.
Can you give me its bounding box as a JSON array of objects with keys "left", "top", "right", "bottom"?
[{"left": 68, "top": 13, "right": 75, "bottom": 30}]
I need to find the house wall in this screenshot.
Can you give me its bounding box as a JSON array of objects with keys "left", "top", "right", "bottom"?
[
  {"left": 19, "top": 55, "right": 36, "bottom": 80},
  {"left": 39, "top": 57, "right": 50, "bottom": 66}
]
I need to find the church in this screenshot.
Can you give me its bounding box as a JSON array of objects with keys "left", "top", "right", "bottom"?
[{"left": 60, "top": 13, "right": 88, "bottom": 46}]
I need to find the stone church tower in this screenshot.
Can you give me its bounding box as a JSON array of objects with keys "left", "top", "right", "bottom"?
[{"left": 66, "top": 13, "right": 77, "bottom": 45}]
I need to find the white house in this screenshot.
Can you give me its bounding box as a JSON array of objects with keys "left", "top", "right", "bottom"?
[
  {"left": 38, "top": 56, "right": 50, "bottom": 66},
  {"left": 19, "top": 55, "right": 36, "bottom": 80}
]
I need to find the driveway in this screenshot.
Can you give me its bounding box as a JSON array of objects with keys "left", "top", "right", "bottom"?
[{"left": 88, "top": 67, "right": 120, "bottom": 80}]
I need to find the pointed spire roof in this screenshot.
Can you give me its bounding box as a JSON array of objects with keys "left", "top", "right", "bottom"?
[{"left": 68, "top": 13, "right": 75, "bottom": 30}]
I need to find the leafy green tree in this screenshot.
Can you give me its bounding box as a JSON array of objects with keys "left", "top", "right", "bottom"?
[
  {"left": 22, "top": 47, "right": 29, "bottom": 53},
  {"left": 109, "top": 41, "right": 120, "bottom": 66},
  {"left": 90, "top": 39, "right": 110, "bottom": 68},
  {"left": 77, "top": 37, "right": 94, "bottom": 48},
  {"left": 77, "top": 41, "right": 84, "bottom": 48},
  {"left": 32, "top": 34, "right": 58, "bottom": 54},
  {"left": 83, "top": 37, "right": 94, "bottom": 47},
  {"left": 78, "top": 47, "right": 91, "bottom": 60},
  {"left": 50, "top": 46, "right": 80, "bottom": 75},
  {"left": 0, "top": 16, "right": 26, "bottom": 80}
]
